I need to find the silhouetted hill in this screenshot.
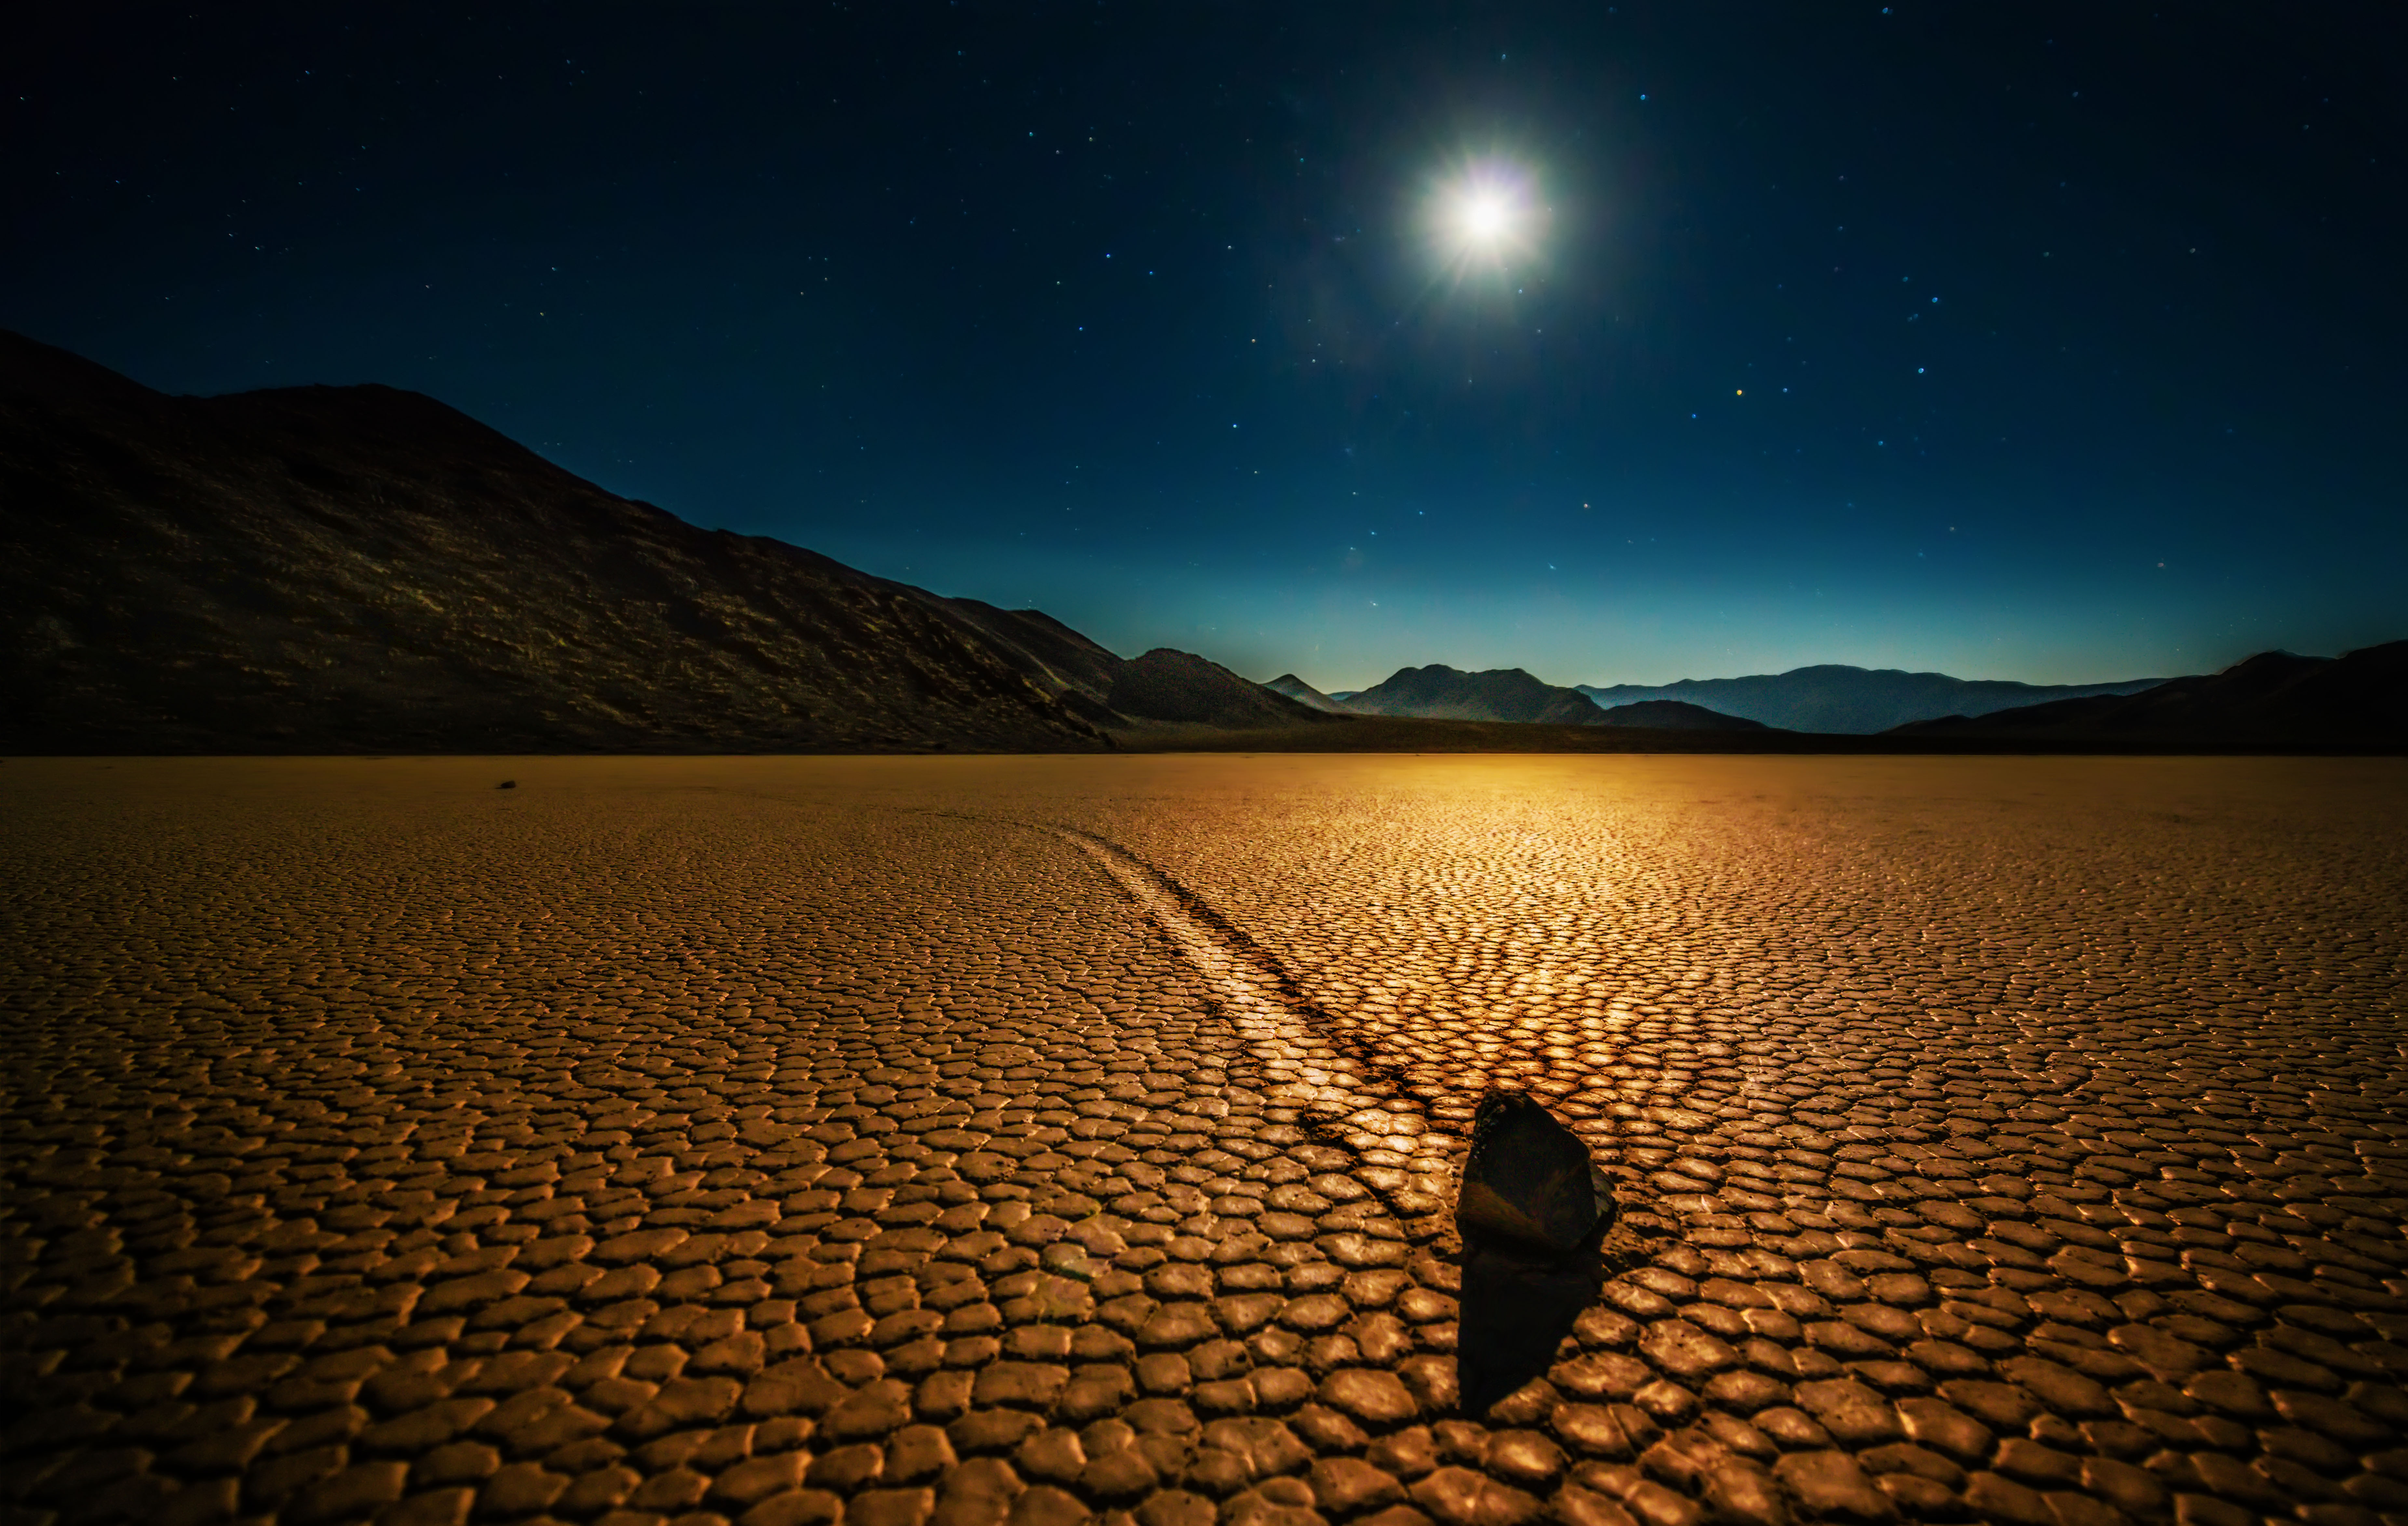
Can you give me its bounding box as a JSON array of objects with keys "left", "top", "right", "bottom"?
[
  {"left": 1107, "top": 649, "right": 1330, "bottom": 729},
  {"left": 1579, "top": 664, "right": 2162, "bottom": 734},
  {"left": 1348, "top": 665, "right": 1605, "bottom": 725},
  {"left": 1893, "top": 643, "right": 2408, "bottom": 743},
  {"left": 927, "top": 599, "right": 1130, "bottom": 727},
  {"left": 1263, "top": 673, "right": 1350, "bottom": 713},
  {"left": 1593, "top": 700, "right": 1769, "bottom": 731},
  {"left": 0, "top": 331, "right": 1283, "bottom": 752}
]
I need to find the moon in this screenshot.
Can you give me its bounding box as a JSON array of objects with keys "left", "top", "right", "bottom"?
[
  {"left": 1429, "top": 161, "right": 1541, "bottom": 271},
  {"left": 1459, "top": 192, "right": 1512, "bottom": 243}
]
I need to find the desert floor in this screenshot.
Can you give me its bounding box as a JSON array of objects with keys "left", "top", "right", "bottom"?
[{"left": 3, "top": 754, "right": 2405, "bottom": 1526}]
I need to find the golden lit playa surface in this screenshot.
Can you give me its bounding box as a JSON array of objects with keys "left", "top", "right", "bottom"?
[{"left": 3, "top": 755, "right": 2405, "bottom": 1526}]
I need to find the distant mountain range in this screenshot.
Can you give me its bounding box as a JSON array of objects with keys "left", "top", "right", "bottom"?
[
  {"left": 4, "top": 331, "right": 2395, "bottom": 755},
  {"left": 1285, "top": 665, "right": 1765, "bottom": 731},
  {"left": 1895, "top": 643, "right": 2407, "bottom": 743},
  {"left": 0, "top": 331, "right": 1322, "bottom": 752},
  {"left": 1345, "top": 664, "right": 1607, "bottom": 725},
  {"left": 1576, "top": 665, "right": 2164, "bottom": 734},
  {"left": 1307, "top": 657, "right": 2400, "bottom": 744}
]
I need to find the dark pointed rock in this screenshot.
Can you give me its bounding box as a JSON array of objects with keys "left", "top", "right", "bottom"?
[
  {"left": 1457, "top": 1090, "right": 1614, "bottom": 1258},
  {"left": 1453, "top": 1092, "right": 1616, "bottom": 1416}
]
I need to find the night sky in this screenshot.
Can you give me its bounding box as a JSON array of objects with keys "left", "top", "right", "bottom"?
[{"left": 7, "top": 4, "right": 2402, "bottom": 688}]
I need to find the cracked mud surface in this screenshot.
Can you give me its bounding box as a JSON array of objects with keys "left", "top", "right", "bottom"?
[{"left": 3, "top": 754, "right": 2405, "bottom": 1526}]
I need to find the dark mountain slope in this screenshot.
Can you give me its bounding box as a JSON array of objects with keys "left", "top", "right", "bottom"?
[
  {"left": 0, "top": 331, "right": 1136, "bottom": 752},
  {"left": 1347, "top": 665, "right": 1606, "bottom": 725},
  {"left": 1108, "top": 649, "right": 1330, "bottom": 728},
  {"left": 1894, "top": 644, "right": 2408, "bottom": 743},
  {"left": 927, "top": 599, "right": 1130, "bottom": 726},
  {"left": 1579, "top": 664, "right": 2163, "bottom": 734},
  {"left": 1592, "top": 699, "right": 1769, "bottom": 731}
]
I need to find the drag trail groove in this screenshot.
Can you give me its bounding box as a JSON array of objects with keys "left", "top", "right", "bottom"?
[
  {"left": 1050, "top": 826, "right": 1669, "bottom": 1260},
  {"left": 1052, "top": 828, "right": 1459, "bottom": 1172},
  {"left": 1055, "top": 828, "right": 1676, "bottom": 1242}
]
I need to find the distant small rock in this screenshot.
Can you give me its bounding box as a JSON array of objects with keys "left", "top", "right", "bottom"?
[
  {"left": 1457, "top": 1090, "right": 1614, "bottom": 1258},
  {"left": 496, "top": 780, "right": 516, "bottom": 789}
]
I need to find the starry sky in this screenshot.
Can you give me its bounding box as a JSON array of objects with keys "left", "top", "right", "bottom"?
[{"left": 6, "top": 3, "right": 2402, "bottom": 688}]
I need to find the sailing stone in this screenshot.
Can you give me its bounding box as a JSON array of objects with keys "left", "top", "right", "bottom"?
[{"left": 1456, "top": 1089, "right": 1614, "bottom": 1258}]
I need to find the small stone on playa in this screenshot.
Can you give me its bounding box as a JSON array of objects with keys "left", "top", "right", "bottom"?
[{"left": 1456, "top": 1090, "right": 1614, "bottom": 1258}]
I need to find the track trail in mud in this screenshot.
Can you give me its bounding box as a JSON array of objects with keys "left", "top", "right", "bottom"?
[{"left": 1050, "top": 825, "right": 1666, "bottom": 1262}]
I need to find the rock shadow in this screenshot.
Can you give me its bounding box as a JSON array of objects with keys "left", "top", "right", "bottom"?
[
  {"left": 1458, "top": 1240, "right": 1608, "bottom": 1415},
  {"left": 1452, "top": 1089, "right": 1618, "bottom": 1416}
]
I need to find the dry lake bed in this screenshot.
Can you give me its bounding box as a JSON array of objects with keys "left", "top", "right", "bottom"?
[{"left": 3, "top": 754, "right": 2405, "bottom": 1526}]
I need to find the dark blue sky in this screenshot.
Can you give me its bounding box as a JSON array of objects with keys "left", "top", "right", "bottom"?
[{"left": 7, "top": 3, "right": 2401, "bottom": 687}]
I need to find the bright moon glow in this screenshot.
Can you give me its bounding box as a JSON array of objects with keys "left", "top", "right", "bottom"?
[
  {"left": 1429, "top": 161, "right": 1541, "bottom": 272},
  {"left": 1460, "top": 193, "right": 1511, "bottom": 242}
]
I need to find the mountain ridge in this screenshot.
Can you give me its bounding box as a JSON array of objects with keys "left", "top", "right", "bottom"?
[
  {"left": 1578, "top": 663, "right": 2164, "bottom": 734},
  {"left": 1592, "top": 700, "right": 1768, "bottom": 732},
  {"left": 7, "top": 332, "right": 2394, "bottom": 756},
  {"left": 1891, "top": 644, "right": 2408, "bottom": 743},
  {"left": 1325, "top": 666, "right": 1777, "bottom": 732},
  {"left": 1344, "top": 665, "right": 1607, "bottom": 726},
  {"left": 0, "top": 330, "right": 1302, "bottom": 752}
]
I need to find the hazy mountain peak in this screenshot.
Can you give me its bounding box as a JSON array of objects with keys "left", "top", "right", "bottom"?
[
  {"left": 1348, "top": 664, "right": 1605, "bottom": 726},
  {"left": 1263, "top": 674, "right": 1351, "bottom": 713},
  {"left": 1107, "top": 650, "right": 1329, "bottom": 729},
  {"left": 1578, "top": 663, "right": 2166, "bottom": 734}
]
